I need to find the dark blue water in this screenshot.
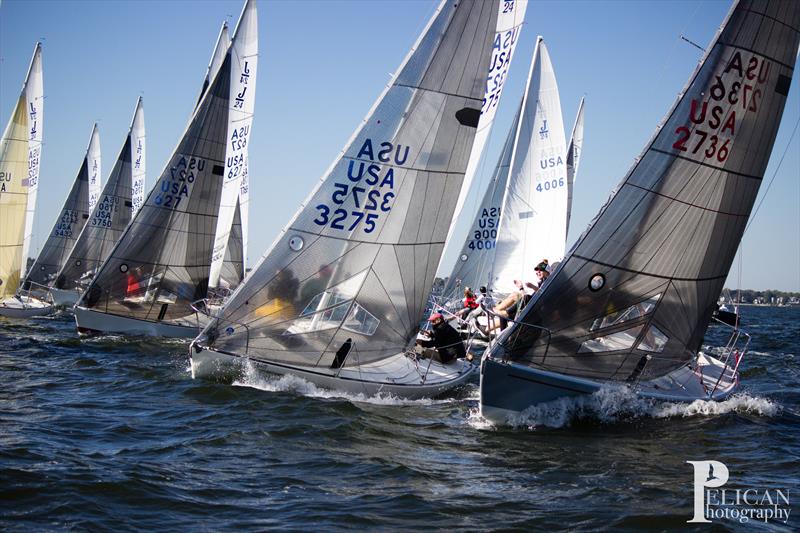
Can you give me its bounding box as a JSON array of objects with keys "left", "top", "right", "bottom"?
[{"left": 1, "top": 306, "right": 798, "bottom": 530}]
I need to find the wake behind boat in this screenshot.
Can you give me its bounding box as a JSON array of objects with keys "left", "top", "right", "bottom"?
[
  {"left": 479, "top": 0, "right": 800, "bottom": 424},
  {"left": 191, "top": 0, "right": 512, "bottom": 398}
]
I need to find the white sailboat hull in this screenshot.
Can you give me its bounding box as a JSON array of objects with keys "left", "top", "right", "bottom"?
[
  {"left": 191, "top": 347, "right": 476, "bottom": 400},
  {"left": 479, "top": 353, "right": 739, "bottom": 424},
  {"left": 50, "top": 288, "right": 81, "bottom": 307},
  {"left": 0, "top": 296, "right": 54, "bottom": 318},
  {"left": 74, "top": 306, "right": 204, "bottom": 338}
]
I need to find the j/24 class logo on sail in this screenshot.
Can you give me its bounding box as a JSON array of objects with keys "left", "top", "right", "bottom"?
[
  {"left": 314, "top": 138, "right": 408, "bottom": 234},
  {"left": 673, "top": 51, "right": 772, "bottom": 162}
]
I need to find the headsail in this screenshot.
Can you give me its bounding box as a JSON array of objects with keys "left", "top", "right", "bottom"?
[
  {"left": 565, "top": 96, "right": 585, "bottom": 239},
  {"left": 25, "top": 123, "right": 100, "bottom": 290},
  {"left": 76, "top": 0, "right": 257, "bottom": 325},
  {"left": 490, "top": 37, "right": 568, "bottom": 294},
  {"left": 219, "top": 196, "right": 245, "bottom": 290},
  {"left": 493, "top": 0, "right": 800, "bottom": 382},
  {"left": 209, "top": 2, "right": 257, "bottom": 289},
  {"left": 199, "top": 0, "right": 499, "bottom": 369},
  {"left": 444, "top": 0, "right": 527, "bottom": 245},
  {"left": 55, "top": 98, "right": 144, "bottom": 295},
  {"left": 0, "top": 43, "right": 42, "bottom": 299}
]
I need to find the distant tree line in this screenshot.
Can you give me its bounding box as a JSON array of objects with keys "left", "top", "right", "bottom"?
[{"left": 725, "top": 289, "right": 800, "bottom": 303}]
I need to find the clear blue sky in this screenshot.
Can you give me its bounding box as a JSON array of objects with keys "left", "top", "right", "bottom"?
[{"left": 1, "top": 0, "right": 798, "bottom": 291}]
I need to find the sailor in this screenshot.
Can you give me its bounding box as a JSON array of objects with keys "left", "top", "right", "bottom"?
[
  {"left": 416, "top": 312, "right": 467, "bottom": 363},
  {"left": 455, "top": 287, "right": 479, "bottom": 319}
]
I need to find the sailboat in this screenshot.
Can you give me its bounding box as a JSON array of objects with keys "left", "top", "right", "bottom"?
[
  {"left": 479, "top": 0, "right": 800, "bottom": 423},
  {"left": 190, "top": 0, "right": 504, "bottom": 398},
  {"left": 73, "top": 0, "right": 257, "bottom": 337},
  {"left": 444, "top": 37, "right": 573, "bottom": 301},
  {"left": 51, "top": 98, "right": 145, "bottom": 307},
  {"left": 0, "top": 43, "right": 44, "bottom": 318}
]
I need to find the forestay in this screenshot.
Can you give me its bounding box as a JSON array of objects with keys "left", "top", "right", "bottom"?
[
  {"left": 76, "top": 0, "right": 257, "bottom": 324},
  {"left": 491, "top": 37, "right": 567, "bottom": 294},
  {"left": 25, "top": 124, "right": 100, "bottom": 290},
  {"left": 199, "top": 0, "right": 499, "bottom": 369},
  {"left": 55, "top": 98, "right": 144, "bottom": 294},
  {"left": 493, "top": 0, "right": 800, "bottom": 383},
  {"left": 0, "top": 43, "right": 42, "bottom": 299}
]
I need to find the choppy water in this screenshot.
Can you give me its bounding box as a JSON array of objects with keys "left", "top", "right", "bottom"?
[{"left": 1, "top": 306, "right": 798, "bottom": 530}]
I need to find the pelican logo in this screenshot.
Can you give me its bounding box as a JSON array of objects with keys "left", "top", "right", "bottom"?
[{"left": 687, "top": 460, "right": 790, "bottom": 524}]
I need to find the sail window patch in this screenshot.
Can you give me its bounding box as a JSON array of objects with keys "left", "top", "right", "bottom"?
[
  {"left": 285, "top": 270, "right": 379, "bottom": 336},
  {"left": 589, "top": 274, "right": 605, "bottom": 291},
  {"left": 578, "top": 325, "right": 644, "bottom": 353},
  {"left": 120, "top": 264, "right": 129, "bottom": 273},
  {"left": 460, "top": 254, "right": 468, "bottom": 262},
  {"left": 288, "top": 236, "right": 304, "bottom": 251},
  {"left": 637, "top": 324, "right": 668, "bottom": 352},
  {"left": 590, "top": 294, "right": 661, "bottom": 331},
  {"left": 342, "top": 302, "right": 379, "bottom": 336}
]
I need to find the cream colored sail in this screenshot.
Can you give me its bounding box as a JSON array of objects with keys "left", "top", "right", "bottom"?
[{"left": 0, "top": 43, "right": 42, "bottom": 299}]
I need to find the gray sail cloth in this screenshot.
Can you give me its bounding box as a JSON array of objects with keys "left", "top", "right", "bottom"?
[
  {"left": 55, "top": 136, "right": 134, "bottom": 293},
  {"left": 77, "top": 57, "right": 232, "bottom": 322},
  {"left": 443, "top": 101, "right": 521, "bottom": 297},
  {"left": 25, "top": 131, "right": 97, "bottom": 289},
  {"left": 199, "top": 0, "right": 499, "bottom": 368},
  {"left": 490, "top": 0, "right": 800, "bottom": 382},
  {"left": 220, "top": 197, "right": 244, "bottom": 289}
]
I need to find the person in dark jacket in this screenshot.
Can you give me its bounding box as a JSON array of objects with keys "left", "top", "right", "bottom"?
[{"left": 416, "top": 312, "right": 467, "bottom": 363}]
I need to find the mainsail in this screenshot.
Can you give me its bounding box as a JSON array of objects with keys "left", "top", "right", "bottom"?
[
  {"left": 565, "top": 96, "right": 585, "bottom": 239},
  {"left": 198, "top": 0, "right": 499, "bottom": 369},
  {"left": 25, "top": 123, "right": 100, "bottom": 290},
  {"left": 75, "top": 0, "right": 257, "bottom": 326},
  {"left": 0, "top": 43, "right": 43, "bottom": 299},
  {"left": 55, "top": 98, "right": 144, "bottom": 295},
  {"left": 490, "top": 37, "right": 568, "bottom": 294},
  {"left": 492, "top": 0, "right": 800, "bottom": 382}
]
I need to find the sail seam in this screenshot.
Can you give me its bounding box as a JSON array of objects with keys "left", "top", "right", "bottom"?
[
  {"left": 287, "top": 227, "right": 446, "bottom": 246},
  {"left": 716, "top": 40, "right": 797, "bottom": 71},
  {"left": 649, "top": 148, "right": 764, "bottom": 180},
  {"left": 737, "top": 7, "right": 800, "bottom": 36},
  {"left": 572, "top": 254, "right": 729, "bottom": 282},
  {"left": 394, "top": 83, "right": 482, "bottom": 103},
  {"left": 341, "top": 155, "right": 465, "bottom": 176},
  {"left": 625, "top": 182, "right": 752, "bottom": 217}
]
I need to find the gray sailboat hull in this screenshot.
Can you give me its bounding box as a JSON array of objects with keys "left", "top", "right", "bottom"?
[{"left": 479, "top": 353, "right": 739, "bottom": 425}]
